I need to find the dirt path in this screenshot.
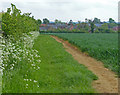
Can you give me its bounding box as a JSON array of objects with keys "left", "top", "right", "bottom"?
[{"left": 51, "top": 35, "right": 118, "bottom": 93}]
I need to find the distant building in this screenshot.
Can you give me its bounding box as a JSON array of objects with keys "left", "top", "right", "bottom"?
[
  {"left": 95, "top": 24, "right": 102, "bottom": 27},
  {"left": 112, "top": 26, "right": 118, "bottom": 31},
  {"left": 39, "top": 23, "right": 69, "bottom": 31},
  {"left": 39, "top": 23, "right": 104, "bottom": 31}
]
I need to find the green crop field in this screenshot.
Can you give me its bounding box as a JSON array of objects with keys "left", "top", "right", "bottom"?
[{"left": 51, "top": 33, "right": 118, "bottom": 75}]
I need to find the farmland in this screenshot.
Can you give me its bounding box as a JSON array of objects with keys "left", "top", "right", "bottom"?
[
  {"left": 51, "top": 33, "right": 118, "bottom": 75},
  {"left": 1, "top": 3, "right": 118, "bottom": 94}
]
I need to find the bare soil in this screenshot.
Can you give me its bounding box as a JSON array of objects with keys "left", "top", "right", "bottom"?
[{"left": 51, "top": 35, "right": 118, "bottom": 93}]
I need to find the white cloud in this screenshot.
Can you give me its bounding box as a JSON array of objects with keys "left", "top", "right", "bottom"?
[{"left": 0, "top": 0, "right": 118, "bottom": 22}]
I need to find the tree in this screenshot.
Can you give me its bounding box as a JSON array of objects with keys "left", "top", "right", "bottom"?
[
  {"left": 89, "top": 20, "right": 95, "bottom": 33},
  {"left": 55, "top": 19, "right": 62, "bottom": 24},
  {"left": 91, "top": 22, "right": 95, "bottom": 33},
  {"left": 37, "top": 19, "right": 42, "bottom": 25},
  {"left": 68, "top": 20, "right": 73, "bottom": 25},
  {"left": 85, "top": 18, "right": 88, "bottom": 23},
  {"left": 101, "top": 23, "right": 108, "bottom": 29},
  {"left": 77, "top": 21, "right": 90, "bottom": 32},
  {"left": 78, "top": 21, "right": 81, "bottom": 24},
  {"left": 98, "top": 23, "right": 109, "bottom": 32},
  {"left": 43, "top": 18, "right": 49, "bottom": 24},
  {"left": 2, "top": 3, "right": 39, "bottom": 37},
  {"left": 108, "top": 23, "right": 117, "bottom": 28},
  {"left": 23, "top": 13, "right": 31, "bottom": 17},
  {"left": 109, "top": 18, "right": 115, "bottom": 23},
  {"left": 93, "top": 18, "right": 101, "bottom": 24},
  {"left": 55, "top": 19, "right": 58, "bottom": 24}
]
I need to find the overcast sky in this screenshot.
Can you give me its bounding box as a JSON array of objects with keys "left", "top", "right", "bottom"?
[{"left": 0, "top": 0, "right": 119, "bottom": 22}]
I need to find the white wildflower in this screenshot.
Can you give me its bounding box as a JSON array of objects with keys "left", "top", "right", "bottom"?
[
  {"left": 37, "top": 85, "right": 39, "bottom": 88},
  {"left": 33, "top": 80, "right": 37, "bottom": 83}
]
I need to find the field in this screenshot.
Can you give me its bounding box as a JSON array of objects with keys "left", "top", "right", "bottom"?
[
  {"left": 1, "top": 3, "right": 119, "bottom": 94},
  {"left": 2, "top": 34, "right": 98, "bottom": 93},
  {"left": 51, "top": 33, "right": 118, "bottom": 75}
]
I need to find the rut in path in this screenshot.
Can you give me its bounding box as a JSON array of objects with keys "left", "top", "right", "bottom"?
[{"left": 51, "top": 35, "right": 118, "bottom": 93}]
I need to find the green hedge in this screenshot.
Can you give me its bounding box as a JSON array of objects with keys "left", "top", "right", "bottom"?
[{"left": 2, "top": 3, "right": 39, "bottom": 38}]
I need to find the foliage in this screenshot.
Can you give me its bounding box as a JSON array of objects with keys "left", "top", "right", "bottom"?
[
  {"left": 2, "top": 32, "right": 41, "bottom": 93},
  {"left": 0, "top": 13, "right": 2, "bottom": 31},
  {"left": 108, "top": 23, "right": 117, "bottom": 28},
  {"left": 0, "top": 12, "right": 2, "bottom": 21},
  {"left": 109, "top": 18, "right": 115, "bottom": 23},
  {"left": 68, "top": 20, "right": 73, "bottom": 25},
  {"left": 37, "top": 19, "right": 42, "bottom": 25},
  {"left": 2, "top": 3, "right": 39, "bottom": 38},
  {"left": 1, "top": 4, "right": 41, "bottom": 93},
  {"left": 43, "top": 18, "right": 49, "bottom": 24},
  {"left": 88, "top": 20, "right": 95, "bottom": 33},
  {"left": 97, "top": 23, "right": 117, "bottom": 33},
  {"left": 94, "top": 29, "right": 99, "bottom": 33},
  {"left": 77, "top": 22, "right": 90, "bottom": 32},
  {"left": 98, "top": 23, "right": 109, "bottom": 32},
  {"left": 91, "top": 23, "right": 95, "bottom": 33},
  {"left": 55, "top": 19, "right": 62, "bottom": 24},
  {"left": 93, "top": 18, "right": 101, "bottom": 24},
  {"left": 52, "top": 33, "right": 119, "bottom": 76}
]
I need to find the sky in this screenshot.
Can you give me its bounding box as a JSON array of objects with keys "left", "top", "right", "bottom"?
[{"left": 0, "top": 0, "right": 119, "bottom": 22}]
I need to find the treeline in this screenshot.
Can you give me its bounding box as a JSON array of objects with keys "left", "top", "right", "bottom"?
[
  {"left": 39, "top": 18, "right": 118, "bottom": 33},
  {"left": 40, "top": 22, "right": 117, "bottom": 33},
  {"left": 2, "top": 3, "right": 39, "bottom": 37}
]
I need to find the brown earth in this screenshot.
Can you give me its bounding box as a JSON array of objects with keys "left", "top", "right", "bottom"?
[{"left": 51, "top": 35, "right": 119, "bottom": 93}]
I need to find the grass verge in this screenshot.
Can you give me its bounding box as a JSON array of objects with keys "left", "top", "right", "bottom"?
[{"left": 32, "top": 34, "right": 98, "bottom": 93}]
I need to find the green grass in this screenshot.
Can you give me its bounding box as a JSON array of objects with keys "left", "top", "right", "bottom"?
[
  {"left": 33, "top": 35, "right": 98, "bottom": 93},
  {"left": 51, "top": 33, "right": 118, "bottom": 75},
  {"left": 3, "top": 34, "right": 98, "bottom": 93}
]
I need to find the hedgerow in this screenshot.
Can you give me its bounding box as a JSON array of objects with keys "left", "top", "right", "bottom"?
[
  {"left": 2, "top": 3, "right": 39, "bottom": 38},
  {"left": 1, "top": 4, "right": 41, "bottom": 92}
]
